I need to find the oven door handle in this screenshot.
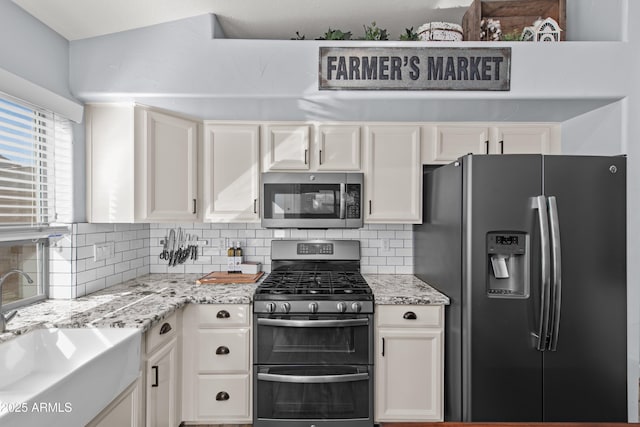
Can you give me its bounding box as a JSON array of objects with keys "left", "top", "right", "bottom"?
[
  {"left": 257, "top": 372, "right": 369, "bottom": 384},
  {"left": 257, "top": 318, "right": 369, "bottom": 328},
  {"left": 339, "top": 183, "right": 346, "bottom": 219}
]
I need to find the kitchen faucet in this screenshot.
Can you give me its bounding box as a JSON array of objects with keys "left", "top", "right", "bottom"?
[{"left": 0, "top": 269, "right": 33, "bottom": 332}]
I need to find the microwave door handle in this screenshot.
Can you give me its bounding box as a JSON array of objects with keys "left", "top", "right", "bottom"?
[
  {"left": 339, "top": 183, "right": 346, "bottom": 219},
  {"left": 257, "top": 372, "right": 369, "bottom": 384}
]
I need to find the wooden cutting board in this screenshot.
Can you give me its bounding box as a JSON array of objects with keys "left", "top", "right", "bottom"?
[{"left": 196, "top": 271, "right": 264, "bottom": 285}]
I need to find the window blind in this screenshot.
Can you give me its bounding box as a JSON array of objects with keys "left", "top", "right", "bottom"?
[{"left": 0, "top": 93, "right": 73, "bottom": 228}]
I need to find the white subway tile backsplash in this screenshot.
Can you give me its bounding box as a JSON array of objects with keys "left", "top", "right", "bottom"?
[
  {"left": 49, "top": 222, "right": 415, "bottom": 299},
  {"left": 386, "top": 224, "right": 405, "bottom": 231}
]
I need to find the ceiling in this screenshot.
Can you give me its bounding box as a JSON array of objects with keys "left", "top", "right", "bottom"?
[{"left": 13, "top": 0, "right": 474, "bottom": 41}]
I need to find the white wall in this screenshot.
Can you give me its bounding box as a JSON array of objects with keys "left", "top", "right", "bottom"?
[
  {"left": 561, "top": 100, "right": 624, "bottom": 155},
  {"left": 0, "top": 1, "right": 85, "bottom": 222},
  {"left": 624, "top": 1, "right": 640, "bottom": 421},
  {"left": 68, "top": 15, "right": 628, "bottom": 123},
  {"left": 0, "top": 1, "right": 73, "bottom": 100}
]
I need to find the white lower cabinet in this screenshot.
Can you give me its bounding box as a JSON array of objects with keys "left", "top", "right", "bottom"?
[
  {"left": 375, "top": 305, "right": 444, "bottom": 422},
  {"left": 182, "top": 304, "right": 252, "bottom": 424},
  {"left": 144, "top": 311, "right": 181, "bottom": 427},
  {"left": 87, "top": 376, "right": 143, "bottom": 427}
]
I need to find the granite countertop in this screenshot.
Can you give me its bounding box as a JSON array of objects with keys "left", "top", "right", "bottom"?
[
  {"left": 0, "top": 273, "right": 257, "bottom": 343},
  {"left": 0, "top": 273, "right": 448, "bottom": 343},
  {"left": 365, "top": 274, "right": 450, "bottom": 305}
]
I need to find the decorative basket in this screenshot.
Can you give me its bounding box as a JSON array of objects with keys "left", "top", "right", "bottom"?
[{"left": 417, "top": 22, "right": 464, "bottom": 41}]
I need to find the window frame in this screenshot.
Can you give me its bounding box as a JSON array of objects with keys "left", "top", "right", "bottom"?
[
  {"left": 0, "top": 92, "right": 73, "bottom": 309},
  {"left": 0, "top": 238, "right": 49, "bottom": 311}
]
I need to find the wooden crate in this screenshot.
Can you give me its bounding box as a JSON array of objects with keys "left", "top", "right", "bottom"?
[{"left": 462, "top": 0, "right": 566, "bottom": 41}]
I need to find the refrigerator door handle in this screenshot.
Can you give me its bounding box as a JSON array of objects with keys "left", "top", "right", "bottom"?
[
  {"left": 532, "top": 195, "right": 552, "bottom": 351},
  {"left": 547, "top": 196, "right": 562, "bottom": 351}
]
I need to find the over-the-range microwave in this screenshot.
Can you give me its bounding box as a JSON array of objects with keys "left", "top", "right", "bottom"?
[{"left": 261, "top": 172, "right": 363, "bottom": 229}]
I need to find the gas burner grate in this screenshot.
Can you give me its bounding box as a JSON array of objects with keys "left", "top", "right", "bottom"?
[{"left": 256, "top": 270, "right": 372, "bottom": 297}]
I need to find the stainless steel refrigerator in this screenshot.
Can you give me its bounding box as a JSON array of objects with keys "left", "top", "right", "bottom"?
[{"left": 414, "top": 154, "right": 627, "bottom": 422}]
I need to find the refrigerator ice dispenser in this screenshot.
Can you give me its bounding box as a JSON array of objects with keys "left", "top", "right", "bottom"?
[{"left": 486, "top": 231, "right": 529, "bottom": 298}]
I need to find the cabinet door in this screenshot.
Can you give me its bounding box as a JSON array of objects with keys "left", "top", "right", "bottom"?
[
  {"left": 316, "top": 125, "right": 361, "bottom": 171},
  {"left": 138, "top": 109, "right": 198, "bottom": 221},
  {"left": 365, "top": 125, "right": 421, "bottom": 223},
  {"left": 263, "top": 124, "right": 310, "bottom": 170},
  {"left": 429, "top": 126, "right": 489, "bottom": 163},
  {"left": 494, "top": 125, "right": 559, "bottom": 154},
  {"left": 203, "top": 124, "right": 260, "bottom": 222},
  {"left": 146, "top": 338, "right": 179, "bottom": 427},
  {"left": 86, "top": 104, "right": 135, "bottom": 222},
  {"left": 88, "top": 377, "right": 142, "bottom": 427},
  {"left": 376, "top": 329, "right": 443, "bottom": 422}
]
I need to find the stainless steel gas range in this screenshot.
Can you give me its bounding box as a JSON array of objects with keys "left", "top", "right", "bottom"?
[{"left": 253, "top": 239, "right": 374, "bottom": 427}]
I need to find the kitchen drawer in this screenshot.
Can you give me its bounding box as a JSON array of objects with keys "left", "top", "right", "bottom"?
[
  {"left": 146, "top": 311, "right": 179, "bottom": 354},
  {"left": 196, "top": 374, "right": 250, "bottom": 420},
  {"left": 191, "top": 304, "right": 250, "bottom": 327},
  {"left": 376, "top": 305, "right": 443, "bottom": 328},
  {"left": 197, "top": 328, "right": 250, "bottom": 373}
]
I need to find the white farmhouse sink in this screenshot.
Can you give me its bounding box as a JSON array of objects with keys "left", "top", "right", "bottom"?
[{"left": 0, "top": 327, "right": 141, "bottom": 427}]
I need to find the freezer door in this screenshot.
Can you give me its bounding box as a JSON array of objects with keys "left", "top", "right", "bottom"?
[
  {"left": 542, "top": 156, "right": 627, "bottom": 421},
  {"left": 464, "top": 155, "right": 544, "bottom": 421}
]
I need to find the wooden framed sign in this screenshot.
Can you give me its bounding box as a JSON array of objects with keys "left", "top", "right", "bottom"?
[{"left": 319, "top": 46, "right": 511, "bottom": 91}]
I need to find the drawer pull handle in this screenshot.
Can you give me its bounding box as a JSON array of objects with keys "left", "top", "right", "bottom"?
[
  {"left": 403, "top": 311, "right": 417, "bottom": 320},
  {"left": 216, "top": 310, "right": 230, "bottom": 319},
  {"left": 216, "top": 391, "right": 230, "bottom": 401},
  {"left": 151, "top": 366, "right": 159, "bottom": 387},
  {"left": 159, "top": 323, "right": 172, "bottom": 335},
  {"left": 216, "top": 346, "right": 230, "bottom": 355}
]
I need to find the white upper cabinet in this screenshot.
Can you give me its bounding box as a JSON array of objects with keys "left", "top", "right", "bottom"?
[
  {"left": 427, "top": 125, "right": 490, "bottom": 163},
  {"left": 86, "top": 104, "right": 198, "bottom": 223},
  {"left": 316, "top": 125, "right": 361, "bottom": 171},
  {"left": 138, "top": 109, "right": 198, "bottom": 222},
  {"left": 423, "top": 123, "right": 561, "bottom": 164},
  {"left": 365, "top": 125, "right": 421, "bottom": 224},
  {"left": 203, "top": 124, "right": 260, "bottom": 222},
  {"left": 493, "top": 125, "right": 561, "bottom": 154},
  {"left": 262, "top": 124, "right": 310, "bottom": 171}
]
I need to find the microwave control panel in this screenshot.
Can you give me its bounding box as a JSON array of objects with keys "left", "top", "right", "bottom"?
[{"left": 346, "top": 184, "right": 361, "bottom": 219}]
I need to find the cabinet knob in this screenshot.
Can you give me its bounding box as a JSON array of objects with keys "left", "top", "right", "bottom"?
[
  {"left": 215, "top": 345, "right": 230, "bottom": 355},
  {"left": 159, "top": 322, "right": 172, "bottom": 335},
  {"left": 403, "top": 311, "right": 417, "bottom": 320},
  {"left": 216, "top": 310, "right": 230, "bottom": 319},
  {"left": 216, "top": 391, "right": 230, "bottom": 401}
]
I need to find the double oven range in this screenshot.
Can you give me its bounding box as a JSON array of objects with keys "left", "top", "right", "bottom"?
[{"left": 253, "top": 240, "right": 374, "bottom": 427}]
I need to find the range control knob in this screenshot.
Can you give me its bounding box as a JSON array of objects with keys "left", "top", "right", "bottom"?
[
  {"left": 281, "top": 302, "right": 291, "bottom": 313},
  {"left": 351, "top": 302, "right": 362, "bottom": 313},
  {"left": 309, "top": 302, "right": 319, "bottom": 314},
  {"left": 266, "top": 303, "right": 276, "bottom": 313},
  {"left": 336, "top": 302, "right": 347, "bottom": 313}
]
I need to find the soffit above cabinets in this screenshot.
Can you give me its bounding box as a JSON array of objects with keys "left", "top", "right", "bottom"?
[{"left": 13, "top": 0, "right": 474, "bottom": 41}]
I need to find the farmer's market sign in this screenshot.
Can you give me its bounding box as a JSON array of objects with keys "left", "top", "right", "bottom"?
[{"left": 319, "top": 47, "right": 511, "bottom": 91}]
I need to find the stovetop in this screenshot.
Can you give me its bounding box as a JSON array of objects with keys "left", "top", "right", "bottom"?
[
  {"left": 255, "top": 270, "right": 372, "bottom": 300},
  {"left": 254, "top": 239, "right": 374, "bottom": 314}
]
